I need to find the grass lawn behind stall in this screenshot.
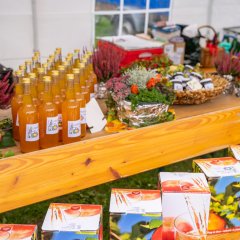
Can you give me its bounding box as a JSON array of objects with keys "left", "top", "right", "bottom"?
[{"left": 0, "top": 150, "right": 228, "bottom": 239}]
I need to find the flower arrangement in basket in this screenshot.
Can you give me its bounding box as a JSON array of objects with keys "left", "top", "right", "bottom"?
[
  {"left": 165, "top": 64, "right": 228, "bottom": 105},
  {"left": 106, "top": 67, "right": 175, "bottom": 128},
  {"left": 215, "top": 52, "right": 240, "bottom": 97}
]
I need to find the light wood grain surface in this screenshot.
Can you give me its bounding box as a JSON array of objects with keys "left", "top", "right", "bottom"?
[{"left": 0, "top": 94, "right": 240, "bottom": 213}]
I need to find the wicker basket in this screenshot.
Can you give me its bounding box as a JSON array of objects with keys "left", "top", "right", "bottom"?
[{"left": 174, "top": 74, "right": 228, "bottom": 105}]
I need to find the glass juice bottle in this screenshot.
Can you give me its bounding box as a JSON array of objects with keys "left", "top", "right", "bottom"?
[
  {"left": 37, "top": 68, "right": 45, "bottom": 102},
  {"left": 73, "top": 68, "right": 87, "bottom": 138},
  {"left": 39, "top": 76, "right": 59, "bottom": 149},
  {"left": 62, "top": 74, "right": 81, "bottom": 144},
  {"left": 29, "top": 73, "right": 40, "bottom": 108},
  {"left": 76, "top": 93, "right": 87, "bottom": 138},
  {"left": 51, "top": 70, "right": 63, "bottom": 142},
  {"left": 34, "top": 51, "right": 41, "bottom": 68},
  {"left": 58, "top": 65, "right": 66, "bottom": 99},
  {"left": 19, "top": 64, "right": 27, "bottom": 77},
  {"left": 25, "top": 60, "right": 32, "bottom": 76},
  {"left": 18, "top": 78, "right": 40, "bottom": 153},
  {"left": 81, "top": 86, "right": 90, "bottom": 104},
  {"left": 77, "top": 63, "right": 86, "bottom": 86},
  {"left": 32, "top": 56, "right": 38, "bottom": 74},
  {"left": 73, "top": 49, "right": 80, "bottom": 67},
  {"left": 86, "top": 79, "right": 95, "bottom": 99},
  {"left": 11, "top": 71, "right": 23, "bottom": 141},
  {"left": 54, "top": 48, "right": 62, "bottom": 67},
  {"left": 87, "top": 52, "right": 98, "bottom": 93}
]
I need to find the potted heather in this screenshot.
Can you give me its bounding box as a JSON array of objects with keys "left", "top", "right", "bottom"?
[
  {"left": 0, "top": 64, "right": 14, "bottom": 109},
  {"left": 215, "top": 52, "right": 240, "bottom": 96},
  {"left": 106, "top": 67, "right": 175, "bottom": 127},
  {"left": 92, "top": 44, "right": 123, "bottom": 98}
]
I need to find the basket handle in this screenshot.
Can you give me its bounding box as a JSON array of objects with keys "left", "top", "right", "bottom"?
[{"left": 198, "top": 25, "right": 217, "bottom": 39}]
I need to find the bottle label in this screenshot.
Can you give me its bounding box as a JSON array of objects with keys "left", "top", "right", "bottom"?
[
  {"left": 90, "top": 93, "right": 95, "bottom": 99},
  {"left": 94, "top": 83, "right": 98, "bottom": 93},
  {"left": 80, "top": 108, "right": 87, "bottom": 124},
  {"left": 68, "top": 120, "right": 81, "bottom": 138},
  {"left": 26, "top": 123, "right": 39, "bottom": 142},
  {"left": 58, "top": 114, "right": 63, "bottom": 130},
  {"left": 16, "top": 113, "right": 19, "bottom": 126},
  {"left": 46, "top": 116, "right": 59, "bottom": 134}
]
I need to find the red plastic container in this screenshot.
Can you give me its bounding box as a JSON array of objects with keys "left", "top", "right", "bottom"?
[{"left": 98, "top": 36, "right": 163, "bottom": 67}]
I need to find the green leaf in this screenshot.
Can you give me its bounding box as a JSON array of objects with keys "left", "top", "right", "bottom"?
[
  {"left": 226, "top": 213, "right": 235, "bottom": 220},
  {"left": 0, "top": 132, "right": 16, "bottom": 148},
  {"left": 149, "top": 219, "right": 162, "bottom": 229},
  {"left": 227, "top": 196, "right": 234, "bottom": 205},
  {"left": 4, "top": 150, "right": 14, "bottom": 158}
]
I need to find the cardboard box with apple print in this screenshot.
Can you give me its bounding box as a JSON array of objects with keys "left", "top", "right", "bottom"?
[
  {"left": 0, "top": 224, "right": 37, "bottom": 240},
  {"left": 109, "top": 188, "right": 162, "bottom": 240},
  {"left": 193, "top": 157, "right": 240, "bottom": 236},
  {"left": 159, "top": 172, "right": 211, "bottom": 240},
  {"left": 41, "top": 203, "right": 102, "bottom": 240}
]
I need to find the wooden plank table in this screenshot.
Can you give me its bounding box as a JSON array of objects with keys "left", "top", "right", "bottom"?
[{"left": 0, "top": 94, "right": 239, "bottom": 214}]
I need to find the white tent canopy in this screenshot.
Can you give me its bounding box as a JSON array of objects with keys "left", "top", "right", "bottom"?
[{"left": 0, "top": 0, "right": 239, "bottom": 69}]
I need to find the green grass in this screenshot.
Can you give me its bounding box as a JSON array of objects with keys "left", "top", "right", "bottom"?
[{"left": 0, "top": 149, "right": 228, "bottom": 239}]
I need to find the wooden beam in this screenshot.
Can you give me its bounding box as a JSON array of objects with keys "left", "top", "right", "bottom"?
[{"left": 0, "top": 106, "right": 240, "bottom": 213}]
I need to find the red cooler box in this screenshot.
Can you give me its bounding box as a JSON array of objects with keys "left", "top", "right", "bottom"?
[{"left": 98, "top": 35, "right": 164, "bottom": 67}]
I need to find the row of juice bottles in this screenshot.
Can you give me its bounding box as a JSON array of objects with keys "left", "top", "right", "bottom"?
[{"left": 11, "top": 48, "right": 98, "bottom": 153}]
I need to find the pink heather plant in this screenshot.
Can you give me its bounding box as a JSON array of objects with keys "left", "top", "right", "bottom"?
[
  {"left": 93, "top": 44, "right": 123, "bottom": 83},
  {"left": 215, "top": 52, "right": 240, "bottom": 77},
  {"left": 0, "top": 70, "right": 14, "bottom": 109}
]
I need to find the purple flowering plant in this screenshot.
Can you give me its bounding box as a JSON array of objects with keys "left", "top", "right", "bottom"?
[{"left": 105, "top": 75, "right": 130, "bottom": 102}]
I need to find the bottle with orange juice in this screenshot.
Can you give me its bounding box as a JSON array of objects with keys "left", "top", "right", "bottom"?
[
  {"left": 25, "top": 60, "right": 32, "bottom": 76},
  {"left": 58, "top": 65, "right": 66, "bottom": 99},
  {"left": 11, "top": 70, "right": 23, "bottom": 141},
  {"left": 18, "top": 78, "right": 40, "bottom": 153},
  {"left": 51, "top": 70, "right": 63, "bottom": 142},
  {"left": 73, "top": 49, "right": 80, "bottom": 67},
  {"left": 37, "top": 68, "right": 45, "bottom": 102},
  {"left": 39, "top": 76, "right": 59, "bottom": 149},
  {"left": 34, "top": 51, "right": 41, "bottom": 68},
  {"left": 76, "top": 93, "right": 87, "bottom": 138},
  {"left": 77, "top": 63, "right": 86, "bottom": 86},
  {"left": 62, "top": 74, "right": 81, "bottom": 144},
  {"left": 73, "top": 68, "right": 87, "bottom": 138},
  {"left": 55, "top": 48, "right": 62, "bottom": 66},
  {"left": 29, "top": 73, "right": 40, "bottom": 108}
]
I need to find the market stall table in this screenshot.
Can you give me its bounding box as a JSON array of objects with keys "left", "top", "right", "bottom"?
[{"left": 0, "top": 93, "right": 239, "bottom": 215}]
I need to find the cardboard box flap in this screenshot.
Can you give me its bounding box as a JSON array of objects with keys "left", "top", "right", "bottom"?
[
  {"left": 42, "top": 203, "right": 101, "bottom": 232},
  {"left": 159, "top": 172, "right": 210, "bottom": 193},
  {"left": 194, "top": 157, "right": 240, "bottom": 177},
  {"left": 109, "top": 189, "right": 162, "bottom": 214},
  {"left": 0, "top": 224, "right": 37, "bottom": 240},
  {"left": 230, "top": 145, "right": 240, "bottom": 161},
  {"left": 99, "top": 35, "right": 164, "bottom": 50}
]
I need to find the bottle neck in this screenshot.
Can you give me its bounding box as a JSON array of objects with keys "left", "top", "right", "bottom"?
[
  {"left": 66, "top": 79, "right": 75, "bottom": 100},
  {"left": 74, "top": 73, "right": 81, "bottom": 93},
  {"left": 52, "top": 75, "right": 61, "bottom": 95},
  {"left": 15, "top": 83, "right": 23, "bottom": 95},
  {"left": 43, "top": 82, "right": 53, "bottom": 102},
  {"left": 59, "top": 70, "right": 66, "bottom": 90},
  {"left": 23, "top": 83, "right": 33, "bottom": 105}
]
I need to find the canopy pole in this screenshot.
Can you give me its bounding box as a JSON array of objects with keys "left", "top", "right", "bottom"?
[{"left": 31, "top": 0, "right": 39, "bottom": 52}]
